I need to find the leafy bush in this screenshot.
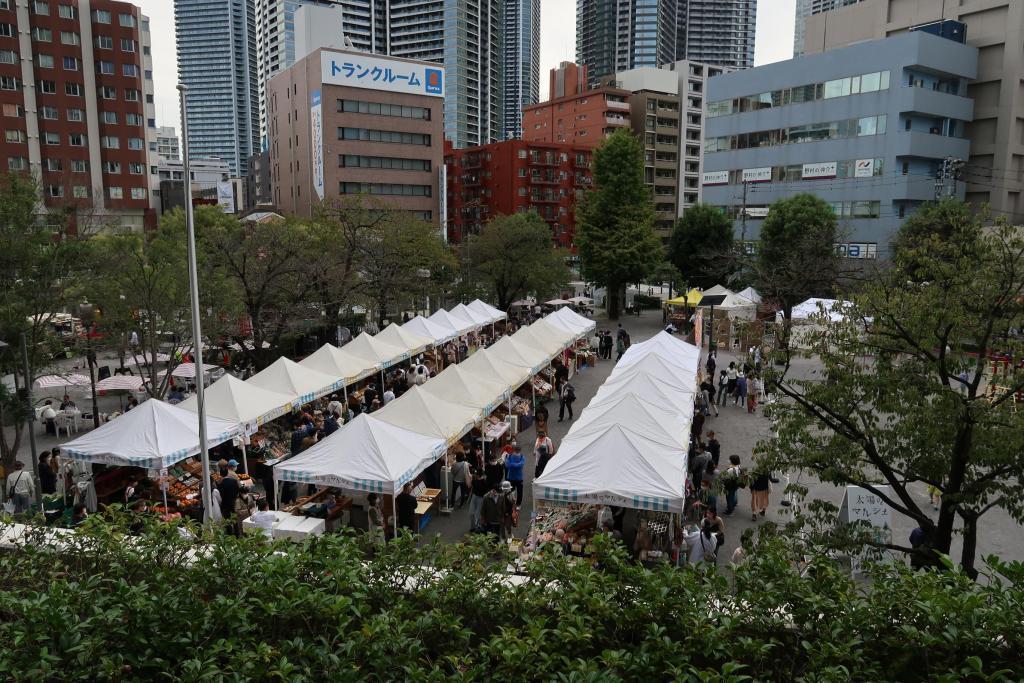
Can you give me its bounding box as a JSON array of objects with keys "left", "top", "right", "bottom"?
[
  {"left": 0, "top": 516, "right": 1020, "bottom": 681},
  {"left": 632, "top": 294, "right": 663, "bottom": 310}
]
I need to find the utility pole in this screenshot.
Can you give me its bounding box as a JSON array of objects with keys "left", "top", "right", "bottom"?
[
  {"left": 19, "top": 333, "right": 41, "bottom": 507},
  {"left": 740, "top": 180, "right": 749, "bottom": 245}
]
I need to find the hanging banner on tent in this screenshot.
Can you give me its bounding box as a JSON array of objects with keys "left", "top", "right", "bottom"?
[
  {"left": 311, "top": 90, "right": 324, "bottom": 200},
  {"left": 216, "top": 181, "right": 235, "bottom": 213}
]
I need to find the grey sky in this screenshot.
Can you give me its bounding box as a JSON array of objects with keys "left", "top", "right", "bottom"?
[{"left": 139, "top": 0, "right": 795, "bottom": 137}]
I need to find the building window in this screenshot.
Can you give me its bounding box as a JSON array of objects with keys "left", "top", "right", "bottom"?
[
  {"left": 33, "top": 1, "right": 49, "bottom": 15},
  {"left": 0, "top": 49, "right": 16, "bottom": 64},
  {"left": 58, "top": 4, "right": 76, "bottom": 19},
  {"left": 64, "top": 82, "right": 81, "bottom": 96},
  {"left": 99, "top": 86, "right": 116, "bottom": 99},
  {"left": 37, "top": 54, "right": 53, "bottom": 69},
  {"left": 101, "top": 111, "right": 117, "bottom": 124},
  {"left": 107, "top": 187, "right": 122, "bottom": 199},
  {"left": 45, "top": 158, "right": 61, "bottom": 171},
  {"left": 98, "top": 60, "right": 114, "bottom": 75},
  {"left": 7, "top": 156, "right": 26, "bottom": 170},
  {"left": 102, "top": 161, "right": 120, "bottom": 173},
  {"left": 120, "top": 38, "right": 135, "bottom": 52},
  {"left": 68, "top": 133, "right": 85, "bottom": 146},
  {"left": 119, "top": 13, "right": 135, "bottom": 27},
  {"left": 62, "top": 55, "right": 78, "bottom": 70},
  {"left": 130, "top": 187, "right": 145, "bottom": 199},
  {"left": 338, "top": 127, "right": 430, "bottom": 145},
  {"left": 339, "top": 182, "right": 432, "bottom": 196},
  {"left": 125, "top": 112, "right": 142, "bottom": 126},
  {"left": 71, "top": 159, "right": 87, "bottom": 172},
  {"left": 122, "top": 64, "right": 138, "bottom": 77},
  {"left": 128, "top": 162, "right": 143, "bottom": 174},
  {"left": 2, "top": 103, "right": 21, "bottom": 117},
  {"left": 339, "top": 155, "right": 431, "bottom": 171},
  {"left": 60, "top": 31, "right": 78, "bottom": 46},
  {"left": 4, "top": 129, "right": 24, "bottom": 143},
  {"left": 72, "top": 186, "right": 87, "bottom": 198},
  {"left": 93, "top": 9, "right": 110, "bottom": 23},
  {"left": 95, "top": 35, "right": 112, "bottom": 50},
  {"left": 337, "top": 99, "right": 431, "bottom": 120},
  {"left": 124, "top": 88, "right": 139, "bottom": 101},
  {"left": 100, "top": 135, "right": 118, "bottom": 149},
  {"left": 127, "top": 137, "right": 142, "bottom": 150},
  {"left": 0, "top": 1, "right": 9, "bottom": 10},
  {"left": 0, "top": 76, "right": 16, "bottom": 90},
  {"left": 32, "top": 27, "right": 52, "bottom": 42},
  {"left": 43, "top": 131, "right": 59, "bottom": 145},
  {"left": 66, "top": 108, "right": 82, "bottom": 121},
  {"left": 0, "top": 24, "right": 11, "bottom": 37},
  {"left": 47, "top": 185, "right": 63, "bottom": 198},
  {"left": 38, "top": 80, "right": 56, "bottom": 94}
]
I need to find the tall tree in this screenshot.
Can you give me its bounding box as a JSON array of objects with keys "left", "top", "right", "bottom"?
[
  {"left": 667, "top": 203, "right": 735, "bottom": 290},
  {"left": 891, "top": 198, "right": 980, "bottom": 280},
  {"left": 757, "top": 193, "right": 840, "bottom": 321},
  {"left": 576, "top": 129, "right": 662, "bottom": 319},
  {"left": 764, "top": 213, "right": 1024, "bottom": 578},
  {"left": 466, "top": 212, "right": 571, "bottom": 310}
]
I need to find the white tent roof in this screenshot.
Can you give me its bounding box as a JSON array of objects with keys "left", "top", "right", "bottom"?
[
  {"left": 527, "top": 317, "right": 579, "bottom": 349},
  {"left": 342, "top": 332, "right": 409, "bottom": 368},
  {"left": 790, "top": 297, "right": 851, "bottom": 322},
  {"left": 60, "top": 399, "right": 240, "bottom": 469},
  {"left": 403, "top": 315, "right": 458, "bottom": 345},
  {"left": 459, "top": 347, "right": 533, "bottom": 389},
  {"left": 533, "top": 423, "right": 687, "bottom": 512},
  {"left": 467, "top": 299, "right": 507, "bottom": 322},
  {"left": 179, "top": 374, "right": 292, "bottom": 433},
  {"left": 545, "top": 299, "right": 570, "bottom": 307},
  {"left": 592, "top": 371, "right": 696, "bottom": 413},
  {"left": 738, "top": 286, "right": 762, "bottom": 304},
  {"left": 608, "top": 352, "right": 699, "bottom": 393},
  {"left": 618, "top": 332, "right": 701, "bottom": 376},
  {"left": 375, "top": 323, "right": 434, "bottom": 357},
  {"left": 158, "top": 362, "right": 219, "bottom": 379},
  {"left": 246, "top": 357, "right": 340, "bottom": 406},
  {"left": 545, "top": 307, "right": 596, "bottom": 339},
  {"left": 567, "top": 393, "right": 690, "bottom": 448},
  {"left": 511, "top": 322, "right": 569, "bottom": 361},
  {"left": 702, "top": 284, "right": 732, "bottom": 297},
  {"left": 451, "top": 303, "right": 492, "bottom": 328},
  {"left": 273, "top": 414, "right": 446, "bottom": 494},
  {"left": 488, "top": 335, "right": 550, "bottom": 374},
  {"left": 374, "top": 385, "right": 480, "bottom": 444},
  {"left": 300, "top": 343, "right": 379, "bottom": 384},
  {"left": 421, "top": 363, "right": 510, "bottom": 414},
  {"left": 428, "top": 309, "right": 476, "bottom": 337}
]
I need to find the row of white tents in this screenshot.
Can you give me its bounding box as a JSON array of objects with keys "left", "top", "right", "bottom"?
[{"left": 532, "top": 332, "right": 700, "bottom": 513}]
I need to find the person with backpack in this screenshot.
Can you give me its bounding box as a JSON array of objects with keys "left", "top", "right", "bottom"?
[
  {"left": 683, "top": 522, "right": 718, "bottom": 566},
  {"left": 558, "top": 380, "right": 576, "bottom": 421},
  {"left": 721, "top": 454, "right": 746, "bottom": 515},
  {"left": 699, "top": 376, "right": 717, "bottom": 417}
]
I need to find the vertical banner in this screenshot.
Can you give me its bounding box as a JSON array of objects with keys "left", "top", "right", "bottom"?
[
  {"left": 216, "top": 181, "right": 235, "bottom": 213},
  {"left": 311, "top": 90, "right": 324, "bottom": 200},
  {"left": 438, "top": 164, "right": 447, "bottom": 242}
]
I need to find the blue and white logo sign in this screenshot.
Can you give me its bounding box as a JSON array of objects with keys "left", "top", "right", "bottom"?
[{"left": 322, "top": 51, "right": 445, "bottom": 98}]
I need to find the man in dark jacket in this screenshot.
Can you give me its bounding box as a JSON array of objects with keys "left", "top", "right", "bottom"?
[
  {"left": 217, "top": 471, "right": 240, "bottom": 523},
  {"left": 396, "top": 482, "right": 419, "bottom": 533},
  {"left": 481, "top": 484, "right": 503, "bottom": 538}
]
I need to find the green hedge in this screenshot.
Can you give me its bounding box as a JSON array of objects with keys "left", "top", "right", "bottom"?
[
  {"left": 0, "top": 516, "right": 1020, "bottom": 680},
  {"left": 632, "top": 294, "right": 663, "bottom": 310}
]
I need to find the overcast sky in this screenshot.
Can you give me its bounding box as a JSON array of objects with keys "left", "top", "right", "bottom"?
[{"left": 138, "top": 0, "right": 796, "bottom": 137}]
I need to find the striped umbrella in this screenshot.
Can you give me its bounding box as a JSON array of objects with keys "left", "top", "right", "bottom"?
[
  {"left": 34, "top": 373, "right": 91, "bottom": 389},
  {"left": 96, "top": 375, "right": 145, "bottom": 392},
  {"left": 159, "top": 362, "right": 219, "bottom": 379},
  {"left": 129, "top": 351, "right": 172, "bottom": 366}
]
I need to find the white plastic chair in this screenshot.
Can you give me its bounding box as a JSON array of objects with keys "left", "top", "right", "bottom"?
[
  {"left": 53, "top": 414, "right": 70, "bottom": 438},
  {"left": 63, "top": 409, "right": 79, "bottom": 433}
]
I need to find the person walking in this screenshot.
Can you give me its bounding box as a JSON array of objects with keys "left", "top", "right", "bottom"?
[
  {"left": 38, "top": 452, "right": 57, "bottom": 495},
  {"left": 451, "top": 454, "right": 470, "bottom": 508},
  {"left": 468, "top": 467, "right": 488, "bottom": 531},
  {"left": 717, "top": 369, "right": 729, "bottom": 407},
  {"left": 558, "top": 381, "right": 576, "bottom": 421},
  {"left": 5, "top": 462, "right": 34, "bottom": 514},
  {"left": 747, "top": 374, "right": 760, "bottom": 413},
  {"left": 615, "top": 335, "right": 626, "bottom": 362},
  {"left": 734, "top": 371, "right": 748, "bottom": 408},
  {"left": 750, "top": 466, "right": 777, "bottom": 521},
  {"left": 722, "top": 455, "right": 744, "bottom": 515},
  {"left": 725, "top": 363, "right": 738, "bottom": 403},
  {"left": 396, "top": 482, "right": 419, "bottom": 534},
  {"left": 504, "top": 444, "right": 526, "bottom": 507},
  {"left": 699, "top": 377, "right": 718, "bottom": 417},
  {"left": 481, "top": 484, "right": 503, "bottom": 539},
  {"left": 500, "top": 480, "right": 517, "bottom": 540}
]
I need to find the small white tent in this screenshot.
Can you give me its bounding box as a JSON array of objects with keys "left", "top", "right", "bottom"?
[
  {"left": 375, "top": 323, "right": 434, "bottom": 358},
  {"left": 246, "top": 357, "right": 340, "bottom": 406},
  {"left": 488, "top": 335, "right": 550, "bottom": 375},
  {"left": 738, "top": 286, "right": 762, "bottom": 304},
  {"left": 421, "top": 363, "right": 510, "bottom": 414},
  {"left": 403, "top": 315, "right": 458, "bottom": 345},
  {"left": 512, "top": 323, "right": 570, "bottom": 362},
  {"left": 467, "top": 299, "right": 507, "bottom": 322},
  {"left": 273, "top": 414, "right": 446, "bottom": 493},
  {"left": 374, "top": 385, "right": 480, "bottom": 444},
  {"left": 459, "top": 347, "right": 533, "bottom": 389},
  {"left": 179, "top": 374, "right": 292, "bottom": 433},
  {"left": 343, "top": 332, "right": 409, "bottom": 368},
  {"left": 545, "top": 306, "right": 596, "bottom": 339},
  {"left": 60, "top": 399, "right": 240, "bottom": 469},
  {"left": 428, "top": 309, "right": 476, "bottom": 338},
  {"left": 451, "top": 303, "right": 492, "bottom": 328},
  {"left": 300, "top": 343, "right": 379, "bottom": 385},
  {"left": 533, "top": 423, "right": 687, "bottom": 512}
]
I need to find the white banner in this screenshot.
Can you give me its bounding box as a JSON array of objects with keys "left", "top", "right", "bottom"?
[
  {"left": 438, "top": 164, "right": 447, "bottom": 240},
  {"left": 321, "top": 51, "right": 445, "bottom": 98},
  {"left": 702, "top": 170, "right": 729, "bottom": 185},
  {"left": 742, "top": 167, "right": 771, "bottom": 183},
  {"left": 854, "top": 159, "right": 874, "bottom": 177},
  {"left": 802, "top": 161, "right": 837, "bottom": 179},
  {"left": 311, "top": 90, "right": 324, "bottom": 200},
  {"left": 216, "top": 181, "right": 235, "bottom": 213}
]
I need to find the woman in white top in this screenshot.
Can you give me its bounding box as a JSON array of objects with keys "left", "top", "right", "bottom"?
[{"left": 683, "top": 525, "right": 718, "bottom": 566}]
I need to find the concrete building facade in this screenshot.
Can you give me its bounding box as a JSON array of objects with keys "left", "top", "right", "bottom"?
[
  {"left": 702, "top": 31, "right": 977, "bottom": 257},
  {"left": 444, "top": 139, "right": 593, "bottom": 247},
  {"left": 267, "top": 48, "right": 443, "bottom": 223},
  {"left": 521, "top": 62, "right": 631, "bottom": 149},
  {"left": 174, "top": 0, "right": 259, "bottom": 176},
  {"left": 153, "top": 125, "right": 178, "bottom": 161},
  {"left": 793, "top": 0, "right": 865, "bottom": 55},
  {"left": 803, "top": 0, "right": 1024, "bottom": 224},
  {"left": 576, "top": 0, "right": 679, "bottom": 90},
  {"left": 501, "top": 0, "right": 539, "bottom": 140},
  {"left": 0, "top": 0, "right": 157, "bottom": 232},
  {"left": 677, "top": 0, "right": 756, "bottom": 69}
]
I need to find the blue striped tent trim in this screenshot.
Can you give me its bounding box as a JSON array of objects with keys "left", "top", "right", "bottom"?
[
  {"left": 541, "top": 487, "right": 579, "bottom": 503},
  {"left": 631, "top": 496, "right": 671, "bottom": 512}
]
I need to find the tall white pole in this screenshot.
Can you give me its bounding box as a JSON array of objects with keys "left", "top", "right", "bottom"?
[{"left": 178, "top": 84, "right": 214, "bottom": 525}]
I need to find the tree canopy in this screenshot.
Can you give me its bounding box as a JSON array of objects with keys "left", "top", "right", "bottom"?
[
  {"left": 466, "top": 212, "right": 571, "bottom": 310},
  {"left": 667, "top": 203, "right": 734, "bottom": 290},
  {"left": 576, "top": 129, "right": 662, "bottom": 319},
  {"left": 764, "top": 207, "right": 1024, "bottom": 578}
]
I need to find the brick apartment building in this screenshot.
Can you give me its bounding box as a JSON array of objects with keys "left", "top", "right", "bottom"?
[
  {"left": 521, "top": 62, "right": 631, "bottom": 148},
  {"left": 0, "top": 0, "right": 157, "bottom": 232},
  {"left": 444, "top": 139, "right": 593, "bottom": 248}
]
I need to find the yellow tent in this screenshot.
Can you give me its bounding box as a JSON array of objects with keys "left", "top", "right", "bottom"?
[{"left": 666, "top": 289, "right": 703, "bottom": 306}]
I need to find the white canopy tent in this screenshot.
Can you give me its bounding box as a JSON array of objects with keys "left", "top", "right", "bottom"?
[
  {"left": 459, "top": 347, "right": 533, "bottom": 389},
  {"left": 527, "top": 317, "right": 579, "bottom": 349},
  {"left": 374, "top": 385, "right": 480, "bottom": 445},
  {"left": 246, "top": 357, "right": 340, "bottom": 407},
  {"left": 467, "top": 299, "right": 506, "bottom": 323},
  {"left": 533, "top": 423, "right": 687, "bottom": 512},
  {"left": 701, "top": 284, "right": 731, "bottom": 297},
  {"left": 511, "top": 323, "right": 570, "bottom": 363},
  {"left": 591, "top": 372, "right": 696, "bottom": 413},
  {"left": 568, "top": 296, "right": 593, "bottom": 306},
  {"left": 788, "top": 297, "right": 854, "bottom": 322},
  {"left": 428, "top": 309, "right": 476, "bottom": 338},
  {"left": 300, "top": 343, "right": 379, "bottom": 387},
  {"left": 421, "top": 363, "right": 510, "bottom": 415},
  {"left": 403, "top": 314, "right": 458, "bottom": 345},
  {"left": 451, "top": 303, "right": 492, "bottom": 328},
  {"left": 34, "top": 374, "right": 91, "bottom": 389},
  {"left": 273, "top": 414, "right": 446, "bottom": 494},
  {"left": 488, "top": 335, "right": 550, "bottom": 375},
  {"left": 566, "top": 393, "right": 691, "bottom": 448},
  {"left": 544, "top": 299, "right": 570, "bottom": 307},
  {"left": 343, "top": 332, "right": 409, "bottom": 369},
  {"left": 96, "top": 375, "right": 146, "bottom": 392},
  {"left": 546, "top": 307, "right": 596, "bottom": 339},
  {"left": 618, "top": 332, "right": 700, "bottom": 376},
  {"left": 608, "top": 352, "right": 700, "bottom": 390},
  {"left": 158, "top": 362, "right": 221, "bottom": 379},
  {"left": 375, "top": 323, "right": 433, "bottom": 358},
  {"left": 179, "top": 374, "right": 292, "bottom": 434},
  {"left": 738, "top": 286, "right": 762, "bottom": 304},
  {"left": 60, "top": 399, "right": 241, "bottom": 469}
]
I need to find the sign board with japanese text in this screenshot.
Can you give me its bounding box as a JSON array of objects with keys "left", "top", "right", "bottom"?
[
  {"left": 840, "top": 484, "right": 893, "bottom": 574},
  {"left": 854, "top": 158, "right": 875, "bottom": 177},
  {"left": 742, "top": 167, "right": 772, "bottom": 183},
  {"left": 216, "top": 181, "right": 235, "bottom": 214},
  {"left": 311, "top": 90, "right": 324, "bottom": 200},
  {"left": 702, "top": 170, "right": 729, "bottom": 185},
  {"left": 321, "top": 51, "right": 445, "bottom": 98},
  {"left": 802, "top": 161, "right": 837, "bottom": 179}
]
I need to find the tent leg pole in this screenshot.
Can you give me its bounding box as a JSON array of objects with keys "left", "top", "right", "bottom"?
[
  {"left": 274, "top": 476, "right": 280, "bottom": 511},
  {"left": 241, "top": 441, "right": 249, "bottom": 477},
  {"left": 391, "top": 495, "right": 398, "bottom": 540}
]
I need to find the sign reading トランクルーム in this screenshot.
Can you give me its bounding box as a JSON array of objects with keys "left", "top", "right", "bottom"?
[{"left": 321, "top": 51, "right": 445, "bottom": 98}]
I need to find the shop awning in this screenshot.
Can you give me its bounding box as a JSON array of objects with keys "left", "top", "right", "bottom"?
[
  {"left": 179, "top": 374, "right": 292, "bottom": 434},
  {"left": 60, "top": 399, "right": 241, "bottom": 469},
  {"left": 374, "top": 385, "right": 480, "bottom": 445},
  {"left": 403, "top": 315, "right": 458, "bottom": 345},
  {"left": 375, "top": 323, "right": 434, "bottom": 358},
  {"left": 273, "top": 414, "right": 446, "bottom": 494},
  {"left": 421, "top": 363, "right": 510, "bottom": 415},
  {"left": 341, "top": 332, "right": 409, "bottom": 369},
  {"left": 533, "top": 423, "right": 687, "bottom": 513},
  {"left": 299, "top": 343, "right": 379, "bottom": 385},
  {"left": 246, "top": 357, "right": 341, "bottom": 407}
]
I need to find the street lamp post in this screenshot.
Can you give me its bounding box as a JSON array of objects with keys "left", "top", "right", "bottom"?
[
  {"left": 77, "top": 302, "right": 100, "bottom": 429},
  {"left": 178, "top": 84, "right": 214, "bottom": 525}
]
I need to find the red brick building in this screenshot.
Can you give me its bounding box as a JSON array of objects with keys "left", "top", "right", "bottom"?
[
  {"left": 521, "top": 62, "right": 631, "bottom": 149},
  {"left": 0, "top": 0, "right": 156, "bottom": 232},
  {"left": 444, "top": 139, "right": 593, "bottom": 248}
]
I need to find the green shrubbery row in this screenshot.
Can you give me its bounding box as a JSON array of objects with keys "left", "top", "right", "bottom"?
[{"left": 0, "top": 517, "right": 1020, "bottom": 681}]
